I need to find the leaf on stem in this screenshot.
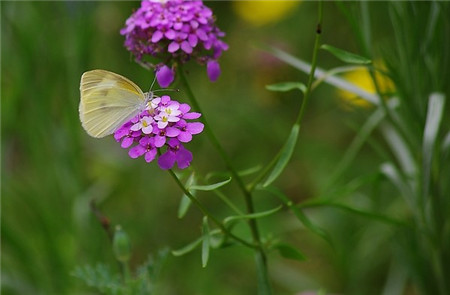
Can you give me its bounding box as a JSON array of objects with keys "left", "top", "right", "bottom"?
[
  {"left": 178, "top": 172, "right": 196, "bottom": 219},
  {"left": 201, "top": 216, "right": 210, "bottom": 268},
  {"left": 273, "top": 243, "right": 306, "bottom": 261},
  {"left": 266, "top": 82, "right": 307, "bottom": 94},
  {"left": 171, "top": 237, "right": 202, "bottom": 257},
  {"left": 321, "top": 44, "right": 372, "bottom": 64},
  {"left": 260, "top": 185, "right": 333, "bottom": 246},
  {"left": 269, "top": 47, "right": 380, "bottom": 105},
  {"left": 189, "top": 177, "right": 232, "bottom": 191},
  {"left": 422, "top": 93, "right": 445, "bottom": 198},
  {"left": 263, "top": 124, "right": 299, "bottom": 187},
  {"left": 223, "top": 205, "right": 283, "bottom": 226}
]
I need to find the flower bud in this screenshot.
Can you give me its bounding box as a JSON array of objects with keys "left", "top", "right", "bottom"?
[{"left": 113, "top": 225, "right": 131, "bottom": 263}]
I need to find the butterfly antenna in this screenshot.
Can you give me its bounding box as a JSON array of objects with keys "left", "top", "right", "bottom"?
[
  {"left": 148, "top": 75, "right": 157, "bottom": 93},
  {"left": 153, "top": 88, "right": 180, "bottom": 93}
]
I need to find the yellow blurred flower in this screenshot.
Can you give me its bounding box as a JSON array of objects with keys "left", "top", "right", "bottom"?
[
  {"left": 233, "top": 1, "right": 300, "bottom": 26},
  {"left": 338, "top": 62, "right": 395, "bottom": 109}
]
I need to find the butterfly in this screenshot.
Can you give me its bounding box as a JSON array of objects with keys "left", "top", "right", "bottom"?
[{"left": 79, "top": 70, "right": 153, "bottom": 138}]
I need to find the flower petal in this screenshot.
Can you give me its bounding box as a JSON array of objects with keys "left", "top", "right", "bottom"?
[
  {"left": 166, "top": 127, "right": 181, "bottom": 137},
  {"left": 154, "top": 135, "right": 166, "bottom": 147},
  {"left": 151, "top": 30, "right": 163, "bottom": 43},
  {"left": 128, "top": 145, "right": 146, "bottom": 158},
  {"left": 121, "top": 137, "right": 134, "bottom": 148},
  {"left": 178, "top": 131, "right": 193, "bottom": 143},
  {"left": 158, "top": 150, "right": 176, "bottom": 170},
  {"left": 183, "top": 112, "right": 201, "bottom": 120},
  {"left": 186, "top": 122, "right": 204, "bottom": 135},
  {"left": 168, "top": 41, "right": 180, "bottom": 53},
  {"left": 156, "top": 65, "right": 175, "bottom": 87},
  {"left": 145, "top": 149, "right": 157, "bottom": 163},
  {"left": 176, "top": 147, "right": 193, "bottom": 169},
  {"left": 207, "top": 60, "right": 221, "bottom": 82},
  {"left": 181, "top": 41, "right": 193, "bottom": 54}
]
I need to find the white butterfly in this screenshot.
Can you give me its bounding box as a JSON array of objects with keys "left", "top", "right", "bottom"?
[{"left": 79, "top": 70, "right": 152, "bottom": 138}]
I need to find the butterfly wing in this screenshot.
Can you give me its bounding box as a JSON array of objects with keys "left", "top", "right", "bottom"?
[{"left": 79, "top": 70, "right": 146, "bottom": 138}]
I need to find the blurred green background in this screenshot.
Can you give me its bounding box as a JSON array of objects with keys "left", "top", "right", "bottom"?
[{"left": 2, "top": 1, "right": 449, "bottom": 295}]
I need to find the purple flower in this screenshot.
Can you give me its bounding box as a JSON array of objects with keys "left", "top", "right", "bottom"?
[
  {"left": 158, "top": 138, "right": 193, "bottom": 170},
  {"left": 113, "top": 94, "right": 203, "bottom": 170},
  {"left": 156, "top": 65, "right": 175, "bottom": 88},
  {"left": 121, "top": 0, "right": 228, "bottom": 85},
  {"left": 206, "top": 60, "right": 220, "bottom": 82}
]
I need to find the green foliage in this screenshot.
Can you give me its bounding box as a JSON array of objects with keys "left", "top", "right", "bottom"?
[
  {"left": 72, "top": 249, "right": 168, "bottom": 295},
  {"left": 321, "top": 44, "right": 372, "bottom": 64},
  {"left": 265, "top": 82, "right": 307, "bottom": 94}
]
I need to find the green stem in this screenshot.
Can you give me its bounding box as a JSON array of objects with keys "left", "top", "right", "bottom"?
[
  {"left": 167, "top": 169, "right": 256, "bottom": 249},
  {"left": 214, "top": 190, "right": 245, "bottom": 215},
  {"left": 177, "top": 66, "right": 271, "bottom": 294},
  {"left": 295, "top": 2, "right": 323, "bottom": 126},
  {"left": 249, "top": 1, "right": 323, "bottom": 192}
]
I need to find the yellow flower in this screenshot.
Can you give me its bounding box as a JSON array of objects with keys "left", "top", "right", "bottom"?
[
  {"left": 338, "top": 63, "right": 395, "bottom": 109},
  {"left": 232, "top": 1, "right": 300, "bottom": 26}
]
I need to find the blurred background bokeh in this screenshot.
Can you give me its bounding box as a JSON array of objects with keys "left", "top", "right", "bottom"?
[{"left": 2, "top": 1, "right": 449, "bottom": 295}]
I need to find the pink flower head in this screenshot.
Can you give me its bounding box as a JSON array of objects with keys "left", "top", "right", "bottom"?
[
  {"left": 121, "top": 0, "right": 228, "bottom": 85},
  {"left": 113, "top": 94, "right": 203, "bottom": 170},
  {"left": 158, "top": 138, "right": 193, "bottom": 170}
]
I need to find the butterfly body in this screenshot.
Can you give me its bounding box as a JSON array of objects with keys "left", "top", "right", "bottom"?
[{"left": 79, "top": 70, "right": 151, "bottom": 138}]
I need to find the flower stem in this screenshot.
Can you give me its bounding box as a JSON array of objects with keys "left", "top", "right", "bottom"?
[
  {"left": 167, "top": 169, "right": 256, "bottom": 249},
  {"left": 248, "top": 1, "right": 323, "bottom": 192},
  {"left": 295, "top": 1, "right": 323, "bottom": 127},
  {"left": 177, "top": 66, "right": 272, "bottom": 294}
]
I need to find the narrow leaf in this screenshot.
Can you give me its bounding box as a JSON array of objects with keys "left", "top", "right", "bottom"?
[
  {"left": 381, "top": 123, "right": 416, "bottom": 177},
  {"left": 266, "top": 82, "right": 307, "bottom": 94},
  {"left": 260, "top": 185, "right": 333, "bottom": 246},
  {"left": 223, "top": 205, "right": 282, "bottom": 225},
  {"left": 380, "top": 162, "right": 415, "bottom": 214},
  {"left": 298, "top": 200, "right": 406, "bottom": 227},
  {"left": 171, "top": 237, "right": 202, "bottom": 257},
  {"left": 189, "top": 177, "right": 231, "bottom": 191},
  {"left": 274, "top": 243, "right": 306, "bottom": 261},
  {"left": 238, "top": 165, "right": 262, "bottom": 177},
  {"left": 325, "top": 104, "right": 387, "bottom": 189},
  {"left": 178, "top": 172, "right": 196, "bottom": 219},
  {"left": 422, "top": 93, "right": 445, "bottom": 200},
  {"left": 263, "top": 124, "right": 299, "bottom": 187},
  {"left": 201, "top": 217, "right": 210, "bottom": 268},
  {"left": 321, "top": 44, "right": 372, "bottom": 64},
  {"left": 269, "top": 47, "right": 380, "bottom": 105}
]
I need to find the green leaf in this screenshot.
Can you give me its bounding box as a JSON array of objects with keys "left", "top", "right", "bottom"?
[
  {"left": 422, "top": 93, "right": 445, "bottom": 200},
  {"left": 171, "top": 237, "right": 202, "bottom": 257},
  {"left": 274, "top": 243, "right": 306, "bottom": 261},
  {"left": 380, "top": 162, "right": 415, "bottom": 213},
  {"left": 263, "top": 124, "right": 299, "bottom": 187},
  {"left": 297, "top": 199, "right": 406, "bottom": 227},
  {"left": 266, "top": 82, "right": 307, "bottom": 94},
  {"left": 178, "top": 172, "right": 196, "bottom": 219},
  {"left": 381, "top": 123, "right": 416, "bottom": 177},
  {"left": 325, "top": 104, "right": 388, "bottom": 189},
  {"left": 189, "top": 177, "right": 231, "bottom": 191},
  {"left": 223, "top": 205, "right": 282, "bottom": 225},
  {"left": 321, "top": 44, "right": 372, "bottom": 64},
  {"left": 238, "top": 165, "right": 262, "bottom": 177},
  {"left": 260, "top": 186, "right": 333, "bottom": 246},
  {"left": 269, "top": 47, "right": 379, "bottom": 105},
  {"left": 201, "top": 217, "right": 210, "bottom": 268}
]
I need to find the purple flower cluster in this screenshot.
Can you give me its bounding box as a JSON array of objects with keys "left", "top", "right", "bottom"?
[
  {"left": 121, "top": 0, "right": 228, "bottom": 87},
  {"left": 114, "top": 95, "right": 204, "bottom": 170}
]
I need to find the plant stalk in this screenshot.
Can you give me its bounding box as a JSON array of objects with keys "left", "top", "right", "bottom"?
[{"left": 177, "top": 66, "right": 271, "bottom": 294}]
